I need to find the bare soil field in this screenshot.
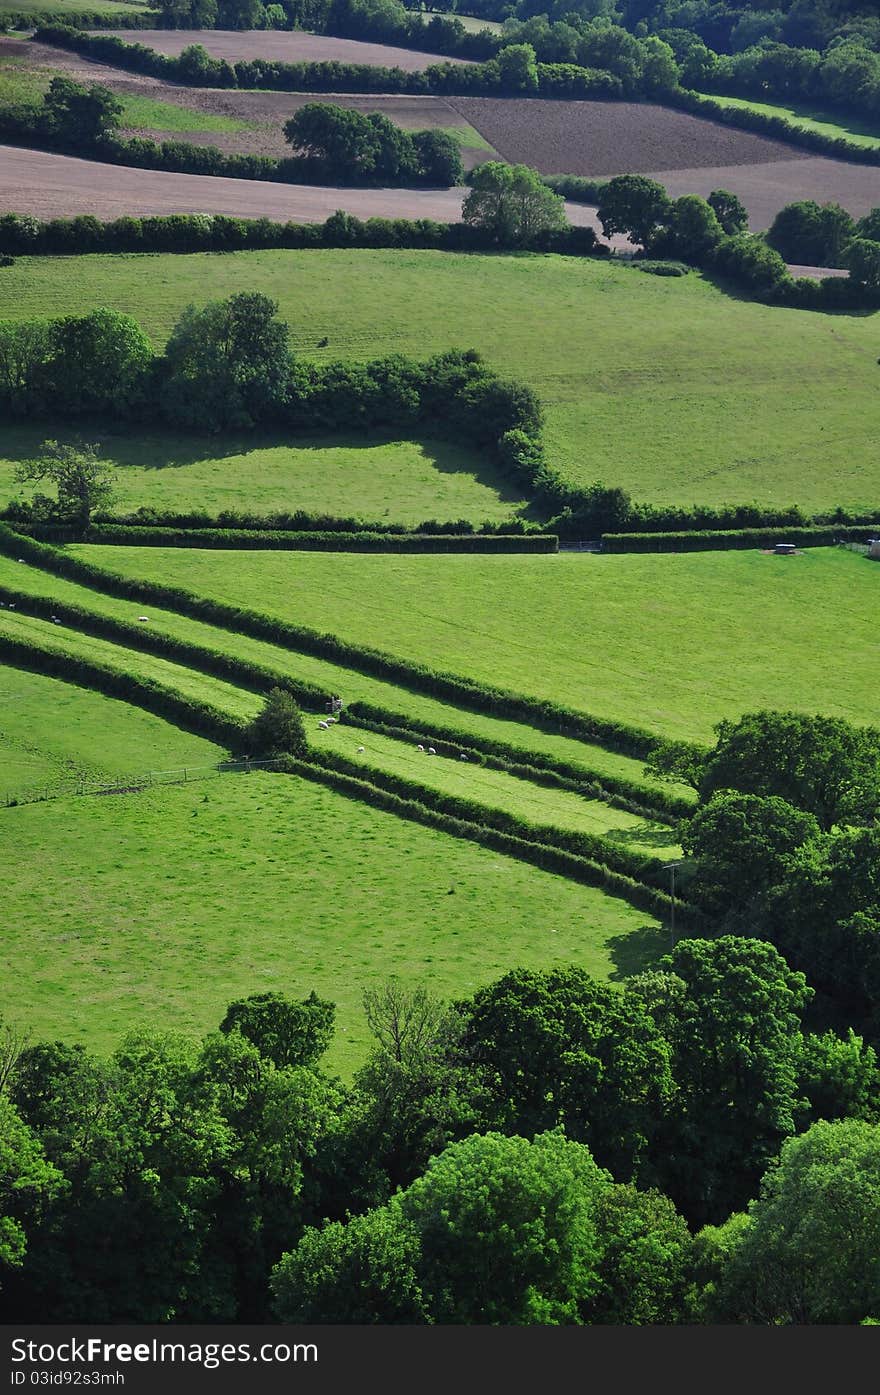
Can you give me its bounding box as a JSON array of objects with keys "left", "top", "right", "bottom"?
[
  {"left": 0, "top": 141, "right": 598, "bottom": 223},
  {"left": 637, "top": 157, "right": 880, "bottom": 229},
  {"left": 104, "top": 28, "right": 469, "bottom": 70},
  {"left": 449, "top": 96, "right": 810, "bottom": 175}
]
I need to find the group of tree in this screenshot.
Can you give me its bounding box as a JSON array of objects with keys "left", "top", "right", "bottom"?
[
  {"left": 284, "top": 103, "right": 462, "bottom": 185},
  {"left": 767, "top": 200, "right": 880, "bottom": 279},
  {"left": 4, "top": 930, "right": 880, "bottom": 1324},
  {"left": 648, "top": 708, "right": 880, "bottom": 1035}
]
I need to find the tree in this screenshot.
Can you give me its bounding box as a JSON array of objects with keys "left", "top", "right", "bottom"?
[
  {"left": 856, "top": 207, "right": 880, "bottom": 241},
  {"left": 242, "top": 688, "right": 308, "bottom": 759},
  {"left": 42, "top": 76, "right": 122, "bottom": 147},
  {"left": 495, "top": 42, "right": 539, "bottom": 91},
  {"left": 845, "top": 237, "right": 880, "bottom": 290},
  {"left": 160, "top": 292, "right": 292, "bottom": 430},
  {"left": 597, "top": 174, "right": 672, "bottom": 249},
  {"left": 711, "top": 233, "right": 790, "bottom": 295},
  {"left": 285, "top": 104, "right": 384, "bottom": 179},
  {"left": 219, "top": 990, "right": 334, "bottom": 1070},
  {"left": 665, "top": 194, "right": 724, "bottom": 264},
  {"left": 0, "top": 320, "right": 51, "bottom": 416},
  {"left": 397, "top": 1130, "right": 611, "bottom": 1324},
  {"left": 795, "top": 1029, "right": 880, "bottom": 1129},
  {"left": 14, "top": 440, "right": 115, "bottom": 532},
  {"left": 0, "top": 1096, "right": 62, "bottom": 1281},
  {"left": 766, "top": 199, "right": 856, "bottom": 266},
  {"left": 461, "top": 161, "right": 568, "bottom": 246},
  {"left": 583, "top": 1183, "right": 694, "bottom": 1325},
  {"left": 699, "top": 1120, "right": 880, "bottom": 1323},
  {"left": 700, "top": 710, "right": 880, "bottom": 830},
  {"left": 708, "top": 188, "right": 749, "bottom": 235},
  {"left": 411, "top": 128, "right": 463, "bottom": 185},
  {"left": 632, "top": 937, "right": 811, "bottom": 1225},
  {"left": 456, "top": 966, "right": 673, "bottom": 1180},
  {"left": 681, "top": 791, "right": 820, "bottom": 917},
  {"left": 43, "top": 307, "right": 153, "bottom": 417}
]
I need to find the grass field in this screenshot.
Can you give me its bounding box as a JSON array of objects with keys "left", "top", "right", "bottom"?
[
  {"left": 0, "top": 662, "right": 222, "bottom": 801},
  {"left": 0, "top": 552, "right": 687, "bottom": 795},
  {"left": 2, "top": 249, "right": 877, "bottom": 512},
  {"left": 704, "top": 93, "right": 880, "bottom": 152},
  {"left": 0, "top": 425, "right": 522, "bottom": 525},
  {"left": 0, "top": 772, "right": 663, "bottom": 1072},
  {"left": 0, "top": 608, "right": 261, "bottom": 718},
  {"left": 310, "top": 722, "right": 680, "bottom": 858},
  {"left": 0, "top": 0, "right": 146, "bottom": 13},
  {"left": 76, "top": 544, "right": 880, "bottom": 742}
]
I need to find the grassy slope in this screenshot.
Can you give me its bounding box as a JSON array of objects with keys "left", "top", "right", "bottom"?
[
  {"left": 0, "top": 552, "right": 685, "bottom": 793},
  {"left": 0, "top": 424, "right": 523, "bottom": 525},
  {"left": 0, "top": 608, "right": 261, "bottom": 717},
  {"left": 1, "top": 250, "right": 878, "bottom": 512},
  {"left": 0, "top": 772, "right": 663, "bottom": 1073},
  {"left": 77, "top": 544, "right": 880, "bottom": 742},
  {"left": 311, "top": 721, "right": 680, "bottom": 858},
  {"left": 704, "top": 93, "right": 880, "bottom": 152},
  {"left": 0, "top": 661, "right": 222, "bottom": 801},
  {"left": 0, "top": 0, "right": 145, "bottom": 12}
]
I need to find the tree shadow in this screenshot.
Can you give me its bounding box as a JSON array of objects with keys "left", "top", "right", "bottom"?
[
  {"left": 0, "top": 421, "right": 529, "bottom": 511},
  {"left": 606, "top": 922, "right": 673, "bottom": 981},
  {"left": 602, "top": 822, "right": 680, "bottom": 849}
]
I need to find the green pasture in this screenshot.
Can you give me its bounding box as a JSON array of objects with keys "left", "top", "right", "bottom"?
[
  {"left": 0, "top": 58, "right": 255, "bottom": 132},
  {"left": 3, "top": 249, "right": 878, "bottom": 512},
  {"left": 0, "top": 551, "right": 685, "bottom": 795},
  {"left": 703, "top": 92, "right": 880, "bottom": 151},
  {"left": 429, "top": 10, "right": 503, "bottom": 32},
  {"left": 78, "top": 543, "right": 880, "bottom": 742},
  {"left": 0, "top": 0, "right": 147, "bottom": 14},
  {"left": 0, "top": 772, "right": 663, "bottom": 1073},
  {"left": 0, "top": 424, "right": 522, "bottom": 526},
  {"left": 0, "top": 607, "right": 260, "bottom": 718},
  {"left": 311, "top": 721, "right": 680, "bottom": 858},
  {"left": 0, "top": 661, "right": 222, "bottom": 802}
]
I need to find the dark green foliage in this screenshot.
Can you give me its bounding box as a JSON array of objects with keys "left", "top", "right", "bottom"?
[
  {"left": 795, "top": 1030, "right": 880, "bottom": 1128},
  {"left": 597, "top": 175, "right": 672, "bottom": 249},
  {"left": 602, "top": 525, "right": 880, "bottom": 550},
  {"left": 845, "top": 237, "right": 880, "bottom": 289},
  {"left": 698, "top": 1121, "right": 880, "bottom": 1324},
  {"left": 241, "top": 688, "right": 308, "bottom": 759},
  {"left": 160, "top": 292, "right": 291, "bottom": 431},
  {"left": 583, "top": 1183, "right": 694, "bottom": 1324},
  {"left": 711, "top": 233, "right": 791, "bottom": 295},
  {"left": 681, "top": 791, "right": 821, "bottom": 917},
  {"left": 766, "top": 199, "right": 857, "bottom": 266},
  {"left": 663, "top": 194, "right": 724, "bottom": 263},
  {"left": 13, "top": 440, "right": 116, "bottom": 534},
  {"left": 632, "top": 937, "right": 811, "bottom": 1225},
  {"left": 707, "top": 188, "right": 749, "bottom": 235},
  {"left": 35, "top": 525, "right": 556, "bottom": 553},
  {"left": 462, "top": 162, "right": 569, "bottom": 246},
  {"left": 456, "top": 967, "right": 675, "bottom": 1179},
  {"left": 0, "top": 1094, "right": 62, "bottom": 1280},
  {"left": 700, "top": 710, "right": 880, "bottom": 829},
  {"left": 220, "top": 990, "right": 334, "bottom": 1069},
  {"left": 42, "top": 75, "right": 122, "bottom": 147}
]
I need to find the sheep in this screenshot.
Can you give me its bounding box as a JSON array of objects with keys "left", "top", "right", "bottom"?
[
  {"left": 459, "top": 753, "right": 468, "bottom": 761},
  {"left": 417, "top": 744, "right": 425, "bottom": 752},
  {"left": 428, "top": 747, "right": 437, "bottom": 755},
  {"left": 317, "top": 721, "right": 329, "bottom": 730},
  {"left": 357, "top": 745, "right": 365, "bottom": 753},
  {"left": 137, "top": 616, "right": 149, "bottom": 623}
]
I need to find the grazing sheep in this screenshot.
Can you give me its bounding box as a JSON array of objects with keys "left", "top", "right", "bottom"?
[
  {"left": 318, "top": 721, "right": 329, "bottom": 729},
  {"left": 417, "top": 744, "right": 425, "bottom": 752},
  {"left": 460, "top": 753, "right": 468, "bottom": 761},
  {"left": 357, "top": 745, "right": 365, "bottom": 753},
  {"left": 138, "top": 616, "right": 149, "bottom": 623},
  {"left": 428, "top": 747, "right": 437, "bottom": 755}
]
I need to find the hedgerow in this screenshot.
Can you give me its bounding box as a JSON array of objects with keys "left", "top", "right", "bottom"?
[
  {"left": 602, "top": 525, "right": 880, "bottom": 552},
  {"left": 12, "top": 523, "right": 557, "bottom": 553}
]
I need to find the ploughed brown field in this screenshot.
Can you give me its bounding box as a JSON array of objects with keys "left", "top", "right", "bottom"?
[
  {"left": 0, "top": 142, "right": 599, "bottom": 228},
  {"left": 104, "top": 28, "right": 470, "bottom": 70},
  {"left": 637, "top": 158, "right": 880, "bottom": 229}
]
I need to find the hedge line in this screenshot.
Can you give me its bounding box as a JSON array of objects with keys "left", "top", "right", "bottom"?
[
  {"left": 311, "top": 742, "right": 683, "bottom": 895},
  {"left": 0, "top": 629, "right": 245, "bottom": 748},
  {"left": 2, "top": 505, "right": 540, "bottom": 537},
  {"left": 671, "top": 87, "right": 880, "bottom": 168},
  {"left": 31, "top": 25, "right": 625, "bottom": 100},
  {"left": 344, "top": 702, "right": 695, "bottom": 821},
  {"left": 0, "top": 581, "right": 333, "bottom": 711},
  {"left": 602, "top": 525, "right": 880, "bottom": 553},
  {"left": 15, "top": 523, "right": 557, "bottom": 553},
  {"left": 290, "top": 751, "right": 693, "bottom": 922},
  {"left": 0, "top": 525, "right": 664, "bottom": 758}
]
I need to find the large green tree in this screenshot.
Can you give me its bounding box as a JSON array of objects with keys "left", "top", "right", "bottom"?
[
  {"left": 14, "top": 439, "right": 116, "bottom": 533},
  {"left": 461, "top": 161, "right": 568, "bottom": 246},
  {"left": 456, "top": 966, "right": 673, "bottom": 1180},
  {"left": 681, "top": 791, "right": 820, "bottom": 917},
  {"left": 597, "top": 174, "right": 672, "bottom": 248},
  {"left": 697, "top": 1120, "right": 880, "bottom": 1324},
  {"left": 219, "top": 989, "right": 334, "bottom": 1070}
]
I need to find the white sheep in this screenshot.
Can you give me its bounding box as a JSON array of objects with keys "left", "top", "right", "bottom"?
[
  {"left": 428, "top": 747, "right": 437, "bottom": 755},
  {"left": 357, "top": 745, "right": 365, "bottom": 753},
  {"left": 460, "top": 753, "right": 468, "bottom": 761},
  {"left": 318, "top": 721, "right": 329, "bottom": 730},
  {"left": 417, "top": 744, "right": 425, "bottom": 752}
]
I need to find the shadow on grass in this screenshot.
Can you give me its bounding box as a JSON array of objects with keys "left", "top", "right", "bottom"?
[
  {"left": 606, "top": 921, "right": 672, "bottom": 981},
  {"left": 0, "top": 421, "right": 529, "bottom": 510},
  {"left": 602, "top": 823, "right": 680, "bottom": 850}
]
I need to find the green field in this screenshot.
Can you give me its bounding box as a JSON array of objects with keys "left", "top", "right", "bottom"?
[
  {"left": 704, "top": 92, "right": 880, "bottom": 151},
  {"left": 311, "top": 721, "right": 680, "bottom": 858},
  {"left": 0, "top": 772, "right": 663, "bottom": 1072},
  {"left": 0, "top": 424, "right": 522, "bottom": 525},
  {"left": 0, "top": 662, "right": 222, "bottom": 801},
  {"left": 77, "top": 544, "right": 880, "bottom": 742},
  {"left": 0, "top": 551, "right": 688, "bottom": 795},
  {"left": 0, "top": 0, "right": 146, "bottom": 13},
  {"left": 3, "top": 249, "right": 877, "bottom": 512}
]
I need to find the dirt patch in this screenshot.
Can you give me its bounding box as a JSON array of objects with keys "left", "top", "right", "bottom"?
[
  {"left": 449, "top": 96, "right": 812, "bottom": 176},
  {"left": 104, "top": 28, "right": 470, "bottom": 71},
  {"left": 637, "top": 157, "right": 880, "bottom": 230},
  {"left": 0, "top": 140, "right": 559, "bottom": 222}
]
